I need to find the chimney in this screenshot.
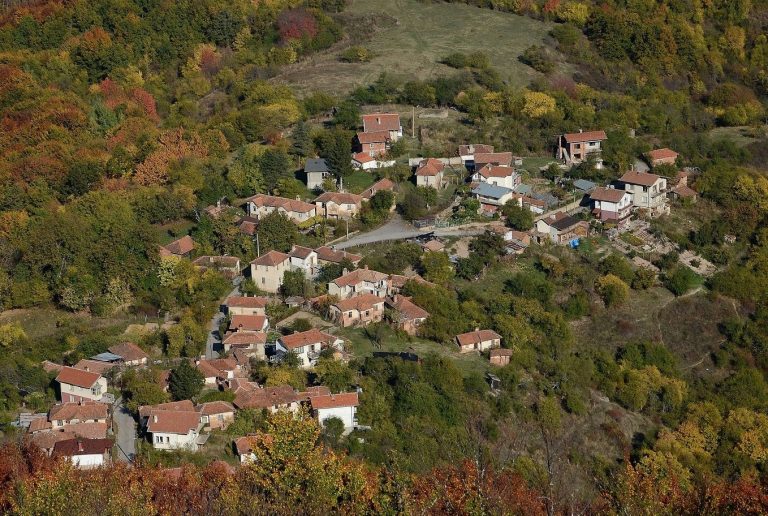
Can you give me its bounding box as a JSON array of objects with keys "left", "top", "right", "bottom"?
[
  {"left": 579, "top": 128, "right": 583, "bottom": 133},
  {"left": 296, "top": 195, "right": 301, "bottom": 201},
  {"left": 153, "top": 414, "right": 158, "bottom": 423},
  {"left": 475, "top": 327, "right": 480, "bottom": 332},
  {"left": 364, "top": 265, "right": 369, "bottom": 270},
  {"left": 342, "top": 268, "right": 348, "bottom": 276},
  {"left": 78, "top": 440, "right": 84, "bottom": 453}
]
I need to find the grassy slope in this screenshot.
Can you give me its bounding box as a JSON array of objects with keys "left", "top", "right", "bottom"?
[{"left": 275, "top": 0, "right": 554, "bottom": 94}]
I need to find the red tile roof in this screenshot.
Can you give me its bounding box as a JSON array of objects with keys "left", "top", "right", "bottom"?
[
  {"left": 42, "top": 360, "right": 64, "bottom": 373},
  {"left": 197, "top": 358, "right": 238, "bottom": 379},
  {"left": 223, "top": 331, "right": 267, "bottom": 347},
  {"left": 250, "top": 250, "right": 290, "bottom": 267},
  {"left": 197, "top": 401, "right": 235, "bottom": 416},
  {"left": 619, "top": 170, "right": 662, "bottom": 187},
  {"left": 314, "top": 192, "right": 363, "bottom": 206},
  {"left": 233, "top": 385, "right": 303, "bottom": 410},
  {"left": 234, "top": 435, "right": 256, "bottom": 455},
  {"left": 27, "top": 418, "right": 52, "bottom": 433},
  {"left": 146, "top": 410, "right": 201, "bottom": 435},
  {"left": 590, "top": 187, "right": 629, "bottom": 203},
  {"left": 361, "top": 178, "right": 395, "bottom": 199},
  {"left": 289, "top": 245, "right": 315, "bottom": 259},
  {"left": 279, "top": 329, "right": 336, "bottom": 350},
  {"left": 239, "top": 220, "right": 257, "bottom": 236},
  {"left": 332, "top": 293, "right": 385, "bottom": 312},
  {"left": 229, "top": 315, "right": 267, "bottom": 332},
  {"left": 162, "top": 235, "right": 195, "bottom": 256},
  {"left": 191, "top": 255, "right": 240, "bottom": 268},
  {"left": 244, "top": 194, "right": 316, "bottom": 214},
  {"left": 352, "top": 152, "right": 375, "bottom": 163},
  {"left": 139, "top": 400, "right": 195, "bottom": 420},
  {"left": 52, "top": 438, "right": 113, "bottom": 458},
  {"left": 226, "top": 296, "right": 269, "bottom": 309},
  {"left": 49, "top": 402, "right": 108, "bottom": 422},
  {"left": 474, "top": 152, "right": 513, "bottom": 167},
  {"left": 362, "top": 113, "right": 401, "bottom": 132},
  {"left": 478, "top": 164, "right": 516, "bottom": 179},
  {"left": 490, "top": 348, "right": 514, "bottom": 357},
  {"left": 73, "top": 359, "right": 114, "bottom": 376},
  {"left": 309, "top": 392, "right": 359, "bottom": 410},
  {"left": 356, "top": 130, "right": 390, "bottom": 144},
  {"left": 315, "top": 246, "right": 362, "bottom": 265},
  {"left": 456, "top": 329, "right": 501, "bottom": 347},
  {"left": 56, "top": 367, "right": 101, "bottom": 389},
  {"left": 62, "top": 422, "right": 108, "bottom": 439},
  {"left": 30, "top": 430, "right": 77, "bottom": 451},
  {"left": 108, "top": 342, "right": 149, "bottom": 363},
  {"left": 458, "top": 144, "right": 494, "bottom": 156},
  {"left": 331, "top": 268, "right": 388, "bottom": 287},
  {"left": 647, "top": 148, "right": 678, "bottom": 161},
  {"left": 563, "top": 130, "right": 607, "bottom": 143},
  {"left": 387, "top": 295, "right": 429, "bottom": 320},
  {"left": 415, "top": 158, "right": 445, "bottom": 177}
]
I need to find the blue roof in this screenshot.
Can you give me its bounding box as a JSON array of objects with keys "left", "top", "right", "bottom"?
[
  {"left": 91, "top": 352, "right": 122, "bottom": 363},
  {"left": 472, "top": 183, "right": 513, "bottom": 199},
  {"left": 305, "top": 158, "right": 329, "bottom": 173},
  {"left": 532, "top": 192, "right": 559, "bottom": 207},
  {"left": 514, "top": 184, "right": 532, "bottom": 195},
  {"left": 573, "top": 179, "right": 596, "bottom": 192}
]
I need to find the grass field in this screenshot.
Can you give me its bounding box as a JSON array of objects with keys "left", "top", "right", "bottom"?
[{"left": 275, "top": 0, "right": 555, "bottom": 95}]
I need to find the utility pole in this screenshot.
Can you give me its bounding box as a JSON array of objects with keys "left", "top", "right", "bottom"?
[
  {"left": 346, "top": 218, "right": 349, "bottom": 240},
  {"left": 256, "top": 231, "right": 260, "bottom": 257},
  {"left": 412, "top": 106, "right": 416, "bottom": 138}
]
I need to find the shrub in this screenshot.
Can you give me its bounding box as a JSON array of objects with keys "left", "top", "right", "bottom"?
[
  {"left": 519, "top": 45, "right": 555, "bottom": 74},
  {"left": 595, "top": 274, "right": 629, "bottom": 307}
]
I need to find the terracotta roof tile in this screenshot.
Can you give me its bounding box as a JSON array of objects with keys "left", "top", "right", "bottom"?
[
  {"left": 139, "top": 400, "right": 195, "bottom": 420},
  {"left": 474, "top": 152, "right": 513, "bottom": 167},
  {"left": 386, "top": 295, "right": 429, "bottom": 320},
  {"left": 56, "top": 367, "right": 101, "bottom": 389},
  {"left": 590, "top": 187, "right": 629, "bottom": 203},
  {"left": 233, "top": 385, "right": 303, "bottom": 410},
  {"left": 456, "top": 329, "right": 501, "bottom": 346},
  {"left": 356, "top": 130, "right": 390, "bottom": 144},
  {"left": 108, "top": 342, "right": 149, "bottom": 363},
  {"left": 197, "top": 401, "right": 235, "bottom": 415},
  {"left": 244, "top": 194, "right": 316, "bottom": 214},
  {"left": 229, "top": 315, "right": 267, "bottom": 332},
  {"left": 331, "top": 268, "right": 388, "bottom": 287},
  {"left": 647, "top": 148, "right": 678, "bottom": 161},
  {"left": 289, "top": 245, "right": 315, "bottom": 259},
  {"left": 563, "top": 130, "right": 607, "bottom": 143},
  {"left": 52, "top": 437, "right": 112, "bottom": 457},
  {"left": 163, "top": 235, "right": 195, "bottom": 256},
  {"left": 279, "top": 329, "right": 336, "bottom": 350},
  {"left": 314, "top": 192, "right": 363, "bottom": 206},
  {"left": 362, "top": 113, "right": 400, "bottom": 132},
  {"left": 361, "top": 178, "right": 395, "bottom": 199},
  {"left": 332, "top": 293, "right": 385, "bottom": 312},
  {"left": 415, "top": 158, "right": 445, "bottom": 177},
  {"left": 62, "top": 422, "right": 108, "bottom": 439},
  {"left": 315, "top": 247, "right": 362, "bottom": 265},
  {"left": 146, "top": 410, "right": 201, "bottom": 434},
  {"left": 309, "top": 392, "right": 359, "bottom": 410},
  {"left": 226, "top": 296, "right": 269, "bottom": 309},
  {"left": 73, "top": 359, "right": 114, "bottom": 376},
  {"left": 223, "top": 331, "right": 267, "bottom": 347},
  {"left": 249, "top": 250, "right": 290, "bottom": 267},
  {"left": 619, "top": 170, "right": 662, "bottom": 187},
  {"left": 49, "top": 402, "right": 108, "bottom": 423}
]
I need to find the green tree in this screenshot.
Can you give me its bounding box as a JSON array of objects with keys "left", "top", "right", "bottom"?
[
  {"left": 664, "top": 266, "right": 698, "bottom": 296},
  {"left": 595, "top": 274, "right": 630, "bottom": 307},
  {"left": 259, "top": 149, "right": 292, "bottom": 192},
  {"left": 168, "top": 360, "right": 205, "bottom": 401},
  {"left": 281, "top": 269, "right": 309, "bottom": 297},
  {"left": 257, "top": 212, "right": 299, "bottom": 253},
  {"left": 421, "top": 251, "right": 454, "bottom": 285},
  {"left": 315, "top": 359, "right": 354, "bottom": 392},
  {"left": 333, "top": 101, "right": 360, "bottom": 129},
  {"left": 502, "top": 201, "right": 534, "bottom": 230},
  {"left": 321, "top": 130, "right": 353, "bottom": 178},
  {"left": 290, "top": 121, "right": 313, "bottom": 158}
]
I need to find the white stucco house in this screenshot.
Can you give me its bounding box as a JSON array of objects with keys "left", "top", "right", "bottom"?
[
  {"left": 308, "top": 391, "right": 359, "bottom": 431},
  {"left": 276, "top": 329, "right": 344, "bottom": 369}
]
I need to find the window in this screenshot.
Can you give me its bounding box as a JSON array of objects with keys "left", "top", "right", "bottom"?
[
  {"left": 348, "top": 311, "right": 353, "bottom": 317},
  {"left": 261, "top": 277, "right": 265, "bottom": 285},
  {"left": 365, "top": 310, "right": 370, "bottom": 316}
]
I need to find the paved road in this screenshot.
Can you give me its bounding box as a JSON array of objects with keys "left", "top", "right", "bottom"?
[
  {"left": 206, "top": 281, "right": 241, "bottom": 359},
  {"left": 113, "top": 398, "right": 136, "bottom": 463},
  {"left": 334, "top": 215, "right": 488, "bottom": 249}
]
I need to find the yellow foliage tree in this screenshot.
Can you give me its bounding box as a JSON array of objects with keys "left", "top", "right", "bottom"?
[{"left": 522, "top": 90, "right": 557, "bottom": 118}]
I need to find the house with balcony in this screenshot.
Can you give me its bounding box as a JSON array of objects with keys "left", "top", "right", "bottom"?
[
  {"left": 472, "top": 164, "right": 520, "bottom": 189},
  {"left": 557, "top": 130, "right": 607, "bottom": 167},
  {"left": 619, "top": 170, "right": 668, "bottom": 215},
  {"left": 590, "top": 186, "right": 633, "bottom": 228}
]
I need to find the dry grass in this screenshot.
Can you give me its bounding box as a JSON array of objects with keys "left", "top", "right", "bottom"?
[{"left": 274, "top": 0, "right": 555, "bottom": 95}]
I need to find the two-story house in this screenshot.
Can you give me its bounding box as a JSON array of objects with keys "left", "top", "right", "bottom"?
[
  {"left": 197, "top": 401, "right": 235, "bottom": 430},
  {"left": 474, "top": 152, "right": 513, "bottom": 170},
  {"left": 360, "top": 178, "right": 395, "bottom": 201},
  {"left": 275, "top": 329, "right": 344, "bottom": 369},
  {"left": 471, "top": 183, "right": 516, "bottom": 214},
  {"left": 222, "top": 331, "right": 267, "bottom": 356},
  {"left": 229, "top": 314, "right": 269, "bottom": 333},
  {"left": 362, "top": 113, "right": 402, "bottom": 141},
  {"left": 354, "top": 131, "right": 390, "bottom": 158},
  {"left": 55, "top": 367, "right": 108, "bottom": 403},
  {"left": 414, "top": 158, "right": 445, "bottom": 189},
  {"left": 472, "top": 164, "right": 520, "bottom": 189},
  {"left": 535, "top": 212, "right": 590, "bottom": 245},
  {"left": 314, "top": 192, "right": 363, "bottom": 220},
  {"left": 196, "top": 358, "right": 242, "bottom": 386},
  {"left": 458, "top": 144, "right": 494, "bottom": 166},
  {"left": 52, "top": 438, "right": 113, "bottom": 469},
  {"left": 249, "top": 250, "right": 291, "bottom": 293},
  {"left": 243, "top": 194, "right": 317, "bottom": 223},
  {"left": 557, "top": 130, "right": 607, "bottom": 167},
  {"left": 49, "top": 402, "right": 109, "bottom": 429},
  {"left": 328, "top": 267, "right": 390, "bottom": 299},
  {"left": 288, "top": 245, "right": 319, "bottom": 276},
  {"left": 456, "top": 329, "right": 502, "bottom": 353},
  {"left": 590, "top": 186, "right": 633, "bottom": 227},
  {"left": 619, "top": 170, "right": 668, "bottom": 214},
  {"left": 329, "top": 294, "right": 386, "bottom": 327},
  {"left": 385, "top": 295, "right": 430, "bottom": 336}
]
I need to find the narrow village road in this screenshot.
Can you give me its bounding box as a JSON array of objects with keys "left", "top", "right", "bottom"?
[
  {"left": 334, "top": 214, "right": 489, "bottom": 249},
  {"left": 206, "top": 281, "right": 241, "bottom": 359},
  {"left": 113, "top": 397, "right": 136, "bottom": 463}
]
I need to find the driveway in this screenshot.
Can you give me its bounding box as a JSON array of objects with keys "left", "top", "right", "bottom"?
[
  {"left": 113, "top": 398, "right": 136, "bottom": 463},
  {"left": 334, "top": 214, "right": 488, "bottom": 249}
]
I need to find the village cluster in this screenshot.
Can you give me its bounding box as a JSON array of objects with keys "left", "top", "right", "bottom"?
[{"left": 16, "top": 111, "right": 700, "bottom": 469}]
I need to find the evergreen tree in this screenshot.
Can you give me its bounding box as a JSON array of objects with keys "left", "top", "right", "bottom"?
[
  {"left": 290, "top": 121, "right": 313, "bottom": 158},
  {"left": 169, "top": 360, "right": 205, "bottom": 401}
]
